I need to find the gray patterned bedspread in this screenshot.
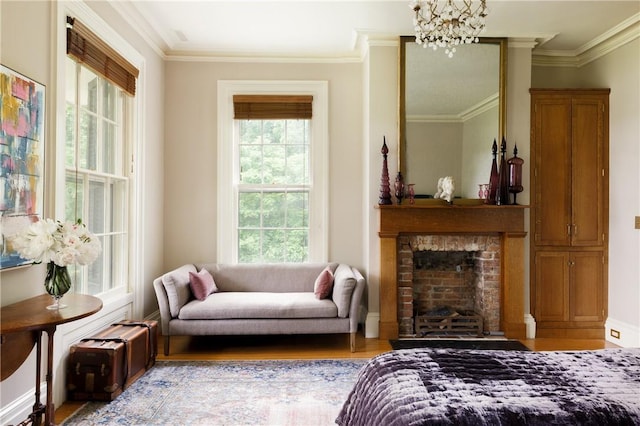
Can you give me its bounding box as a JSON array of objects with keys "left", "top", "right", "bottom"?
[{"left": 336, "top": 348, "right": 640, "bottom": 425}]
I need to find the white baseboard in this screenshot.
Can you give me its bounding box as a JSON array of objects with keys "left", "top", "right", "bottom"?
[
  {"left": 605, "top": 317, "right": 640, "bottom": 348},
  {"left": 524, "top": 314, "right": 537, "bottom": 339},
  {"left": 0, "top": 383, "right": 46, "bottom": 426},
  {"left": 365, "top": 312, "right": 380, "bottom": 338},
  {"left": 146, "top": 309, "right": 161, "bottom": 322}
]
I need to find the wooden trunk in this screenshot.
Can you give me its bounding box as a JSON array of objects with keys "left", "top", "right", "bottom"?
[
  {"left": 67, "top": 339, "right": 126, "bottom": 401},
  {"left": 67, "top": 320, "right": 158, "bottom": 401}
]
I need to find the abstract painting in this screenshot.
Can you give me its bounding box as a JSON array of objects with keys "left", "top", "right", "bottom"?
[{"left": 0, "top": 65, "right": 45, "bottom": 269}]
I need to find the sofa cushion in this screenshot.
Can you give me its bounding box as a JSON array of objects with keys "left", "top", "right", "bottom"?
[
  {"left": 189, "top": 269, "right": 218, "bottom": 301},
  {"left": 178, "top": 292, "right": 338, "bottom": 320},
  {"left": 162, "top": 264, "right": 198, "bottom": 317},
  {"left": 332, "top": 264, "right": 356, "bottom": 318},
  {"left": 198, "top": 263, "right": 338, "bottom": 293},
  {"left": 314, "top": 267, "right": 334, "bottom": 299}
]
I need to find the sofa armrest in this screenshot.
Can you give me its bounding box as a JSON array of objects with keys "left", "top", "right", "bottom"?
[
  {"left": 153, "top": 277, "right": 172, "bottom": 335},
  {"left": 347, "top": 267, "right": 367, "bottom": 333}
]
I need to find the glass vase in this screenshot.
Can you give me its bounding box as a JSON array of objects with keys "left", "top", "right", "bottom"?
[{"left": 44, "top": 262, "right": 72, "bottom": 310}]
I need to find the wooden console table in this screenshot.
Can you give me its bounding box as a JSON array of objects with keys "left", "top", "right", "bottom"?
[{"left": 1, "top": 294, "right": 102, "bottom": 426}]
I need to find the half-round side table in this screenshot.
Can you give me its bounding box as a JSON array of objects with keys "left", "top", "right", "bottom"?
[{"left": 1, "top": 294, "right": 102, "bottom": 426}]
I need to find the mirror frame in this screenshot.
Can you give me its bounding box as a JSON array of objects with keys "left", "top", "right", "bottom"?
[{"left": 398, "top": 36, "right": 508, "bottom": 179}]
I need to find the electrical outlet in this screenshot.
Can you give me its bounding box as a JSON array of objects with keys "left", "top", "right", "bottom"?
[{"left": 610, "top": 329, "right": 621, "bottom": 339}]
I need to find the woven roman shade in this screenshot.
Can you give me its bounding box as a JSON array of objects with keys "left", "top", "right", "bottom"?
[
  {"left": 233, "top": 95, "right": 313, "bottom": 119},
  {"left": 66, "top": 16, "right": 139, "bottom": 96}
]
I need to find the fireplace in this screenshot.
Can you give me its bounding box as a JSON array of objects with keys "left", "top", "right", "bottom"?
[
  {"left": 377, "top": 203, "right": 527, "bottom": 340},
  {"left": 398, "top": 235, "right": 501, "bottom": 337}
]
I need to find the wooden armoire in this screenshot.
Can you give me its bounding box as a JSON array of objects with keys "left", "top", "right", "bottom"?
[{"left": 530, "top": 89, "right": 609, "bottom": 338}]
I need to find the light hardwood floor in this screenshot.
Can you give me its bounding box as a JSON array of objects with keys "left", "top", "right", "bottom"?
[{"left": 55, "top": 332, "right": 619, "bottom": 423}]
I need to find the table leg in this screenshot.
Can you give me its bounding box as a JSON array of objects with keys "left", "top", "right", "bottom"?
[
  {"left": 44, "top": 326, "right": 56, "bottom": 426},
  {"left": 28, "top": 330, "right": 45, "bottom": 426}
]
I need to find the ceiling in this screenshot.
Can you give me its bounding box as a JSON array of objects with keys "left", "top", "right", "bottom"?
[{"left": 115, "top": 0, "right": 640, "bottom": 60}]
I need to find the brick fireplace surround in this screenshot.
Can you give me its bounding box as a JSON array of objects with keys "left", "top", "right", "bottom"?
[
  {"left": 377, "top": 203, "right": 528, "bottom": 340},
  {"left": 399, "top": 234, "right": 502, "bottom": 336}
]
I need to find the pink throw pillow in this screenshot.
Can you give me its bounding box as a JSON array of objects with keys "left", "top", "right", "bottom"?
[
  {"left": 314, "top": 267, "right": 334, "bottom": 299},
  {"left": 189, "top": 269, "right": 218, "bottom": 301}
]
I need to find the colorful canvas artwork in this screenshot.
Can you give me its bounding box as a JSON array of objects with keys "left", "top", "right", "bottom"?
[{"left": 0, "top": 65, "right": 45, "bottom": 269}]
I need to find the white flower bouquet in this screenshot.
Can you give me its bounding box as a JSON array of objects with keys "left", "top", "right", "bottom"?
[
  {"left": 10, "top": 218, "right": 102, "bottom": 303},
  {"left": 11, "top": 218, "right": 102, "bottom": 267}
]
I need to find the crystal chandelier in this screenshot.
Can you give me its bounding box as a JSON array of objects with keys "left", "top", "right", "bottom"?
[{"left": 411, "top": 0, "right": 488, "bottom": 58}]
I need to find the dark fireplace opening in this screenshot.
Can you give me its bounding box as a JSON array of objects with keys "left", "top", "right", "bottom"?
[
  {"left": 413, "top": 251, "right": 476, "bottom": 313},
  {"left": 412, "top": 250, "right": 484, "bottom": 337},
  {"left": 397, "top": 235, "right": 502, "bottom": 337}
]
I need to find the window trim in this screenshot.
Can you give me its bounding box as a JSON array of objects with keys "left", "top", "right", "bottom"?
[
  {"left": 217, "top": 81, "right": 329, "bottom": 264},
  {"left": 54, "top": 0, "right": 145, "bottom": 315}
]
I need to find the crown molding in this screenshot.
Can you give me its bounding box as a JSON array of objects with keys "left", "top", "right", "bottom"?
[
  {"left": 107, "top": 2, "right": 638, "bottom": 65},
  {"left": 165, "top": 51, "right": 362, "bottom": 64},
  {"left": 407, "top": 93, "right": 498, "bottom": 124},
  {"left": 353, "top": 30, "right": 400, "bottom": 61},
  {"left": 407, "top": 115, "right": 463, "bottom": 124},
  {"left": 533, "top": 13, "right": 640, "bottom": 68},
  {"left": 107, "top": 1, "right": 168, "bottom": 59},
  {"left": 460, "top": 93, "right": 499, "bottom": 122},
  {"left": 508, "top": 38, "right": 539, "bottom": 49}
]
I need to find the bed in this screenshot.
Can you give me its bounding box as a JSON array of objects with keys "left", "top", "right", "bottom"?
[{"left": 336, "top": 348, "right": 640, "bottom": 425}]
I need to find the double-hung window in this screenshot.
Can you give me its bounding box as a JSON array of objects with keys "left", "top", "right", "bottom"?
[
  {"left": 217, "top": 82, "right": 328, "bottom": 264},
  {"left": 236, "top": 109, "right": 310, "bottom": 262},
  {"left": 64, "top": 16, "right": 138, "bottom": 295}
]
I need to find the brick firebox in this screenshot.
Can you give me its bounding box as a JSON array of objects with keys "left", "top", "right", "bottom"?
[
  {"left": 377, "top": 204, "right": 528, "bottom": 340},
  {"left": 397, "top": 235, "right": 501, "bottom": 337}
]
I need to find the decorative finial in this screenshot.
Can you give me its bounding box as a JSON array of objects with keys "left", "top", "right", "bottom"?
[{"left": 378, "top": 136, "right": 392, "bottom": 205}]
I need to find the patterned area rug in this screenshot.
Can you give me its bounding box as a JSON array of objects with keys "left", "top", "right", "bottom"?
[{"left": 62, "top": 359, "right": 368, "bottom": 426}]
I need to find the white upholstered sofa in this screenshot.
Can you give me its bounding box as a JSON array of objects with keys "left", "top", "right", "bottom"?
[{"left": 153, "top": 262, "right": 366, "bottom": 355}]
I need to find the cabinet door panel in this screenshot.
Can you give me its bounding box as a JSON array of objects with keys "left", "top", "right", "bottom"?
[
  {"left": 535, "top": 252, "right": 569, "bottom": 322},
  {"left": 530, "top": 90, "right": 608, "bottom": 336},
  {"left": 572, "top": 99, "right": 605, "bottom": 246},
  {"left": 570, "top": 252, "right": 604, "bottom": 322},
  {"left": 533, "top": 99, "right": 572, "bottom": 246}
]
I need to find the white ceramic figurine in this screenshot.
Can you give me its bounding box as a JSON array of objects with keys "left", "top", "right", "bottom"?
[{"left": 434, "top": 176, "right": 455, "bottom": 203}]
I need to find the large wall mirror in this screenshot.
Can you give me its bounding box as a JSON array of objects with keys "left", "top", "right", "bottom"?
[{"left": 399, "top": 36, "right": 507, "bottom": 199}]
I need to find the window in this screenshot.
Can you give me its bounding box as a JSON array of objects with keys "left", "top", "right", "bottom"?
[
  {"left": 65, "top": 58, "right": 129, "bottom": 295},
  {"left": 217, "top": 82, "right": 328, "bottom": 264},
  {"left": 64, "top": 15, "right": 138, "bottom": 296},
  {"left": 237, "top": 118, "right": 310, "bottom": 262}
]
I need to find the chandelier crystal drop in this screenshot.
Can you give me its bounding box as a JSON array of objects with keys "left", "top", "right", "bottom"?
[{"left": 410, "top": 0, "right": 488, "bottom": 58}]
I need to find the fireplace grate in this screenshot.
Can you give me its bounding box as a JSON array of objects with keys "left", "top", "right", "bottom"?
[{"left": 415, "top": 310, "right": 484, "bottom": 337}]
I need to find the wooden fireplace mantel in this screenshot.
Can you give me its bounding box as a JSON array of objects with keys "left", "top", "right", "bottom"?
[{"left": 377, "top": 203, "right": 528, "bottom": 340}]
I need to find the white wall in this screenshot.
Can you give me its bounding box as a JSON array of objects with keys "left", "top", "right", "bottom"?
[
  {"left": 506, "top": 42, "right": 535, "bottom": 334},
  {"left": 406, "top": 121, "right": 463, "bottom": 196},
  {"left": 579, "top": 39, "right": 640, "bottom": 347},
  {"left": 461, "top": 106, "right": 500, "bottom": 199},
  {"left": 163, "top": 61, "right": 365, "bottom": 271},
  {"left": 532, "top": 38, "right": 640, "bottom": 347},
  {"left": 364, "top": 41, "right": 399, "bottom": 336},
  {"left": 0, "top": 1, "right": 165, "bottom": 422},
  {"left": 1, "top": 2, "right": 57, "bottom": 419}
]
